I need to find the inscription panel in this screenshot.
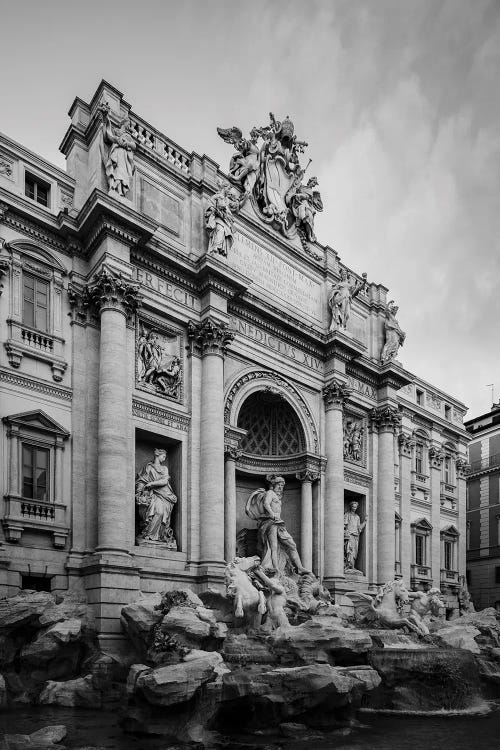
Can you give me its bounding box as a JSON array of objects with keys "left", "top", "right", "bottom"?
[
  {"left": 228, "top": 232, "right": 322, "bottom": 321},
  {"left": 230, "top": 317, "right": 322, "bottom": 373},
  {"left": 133, "top": 267, "right": 199, "bottom": 311}
]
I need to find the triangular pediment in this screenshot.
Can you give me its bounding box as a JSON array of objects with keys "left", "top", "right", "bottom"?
[
  {"left": 3, "top": 410, "right": 69, "bottom": 437},
  {"left": 411, "top": 517, "right": 433, "bottom": 531},
  {"left": 441, "top": 524, "right": 459, "bottom": 537}
]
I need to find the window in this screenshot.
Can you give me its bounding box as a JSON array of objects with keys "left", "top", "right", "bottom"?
[
  {"left": 445, "top": 404, "right": 451, "bottom": 421},
  {"left": 23, "top": 272, "right": 49, "bottom": 332},
  {"left": 415, "top": 534, "right": 425, "bottom": 566},
  {"left": 415, "top": 443, "right": 424, "bottom": 474},
  {"left": 444, "top": 456, "right": 451, "bottom": 484},
  {"left": 22, "top": 444, "right": 49, "bottom": 501},
  {"left": 22, "top": 575, "right": 52, "bottom": 592},
  {"left": 416, "top": 389, "right": 424, "bottom": 406},
  {"left": 25, "top": 172, "right": 50, "bottom": 207},
  {"left": 444, "top": 540, "right": 453, "bottom": 570}
]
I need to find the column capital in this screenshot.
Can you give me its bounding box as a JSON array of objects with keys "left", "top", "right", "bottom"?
[
  {"left": 84, "top": 266, "right": 142, "bottom": 318},
  {"left": 224, "top": 446, "right": 243, "bottom": 461},
  {"left": 429, "top": 445, "right": 445, "bottom": 468},
  {"left": 296, "top": 470, "right": 319, "bottom": 483},
  {"left": 187, "top": 317, "right": 235, "bottom": 357},
  {"left": 323, "top": 379, "right": 353, "bottom": 411},
  {"left": 455, "top": 457, "right": 470, "bottom": 478},
  {"left": 398, "top": 433, "right": 415, "bottom": 458},
  {"left": 370, "top": 405, "right": 401, "bottom": 433}
]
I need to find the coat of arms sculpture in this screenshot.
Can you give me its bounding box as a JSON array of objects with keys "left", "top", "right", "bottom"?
[{"left": 217, "top": 113, "right": 323, "bottom": 254}]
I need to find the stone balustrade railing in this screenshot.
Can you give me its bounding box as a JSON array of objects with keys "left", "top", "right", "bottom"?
[{"left": 129, "top": 114, "right": 191, "bottom": 175}]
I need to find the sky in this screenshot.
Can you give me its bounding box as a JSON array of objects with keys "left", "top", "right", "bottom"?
[{"left": 1, "top": 0, "right": 499, "bottom": 419}]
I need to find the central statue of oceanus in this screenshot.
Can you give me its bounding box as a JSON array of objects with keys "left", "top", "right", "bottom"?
[{"left": 217, "top": 114, "right": 323, "bottom": 253}]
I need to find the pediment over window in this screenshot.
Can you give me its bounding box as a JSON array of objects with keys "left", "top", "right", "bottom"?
[
  {"left": 440, "top": 524, "right": 459, "bottom": 537},
  {"left": 411, "top": 517, "right": 433, "bottom": 531},
  {"left": 3, "top": 410, "right": 69, "bottom": 438}
]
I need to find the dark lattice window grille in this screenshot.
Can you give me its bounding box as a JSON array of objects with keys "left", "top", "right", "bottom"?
[{"left": 237, "top": 392, "right": 305, "bottom": 456}]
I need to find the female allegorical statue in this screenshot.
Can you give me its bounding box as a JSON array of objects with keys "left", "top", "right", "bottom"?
[
  {"left": 99, "top": 102, "right": 136, "bottom": 199},
  {"left": 135, "top": 448, "right": 177, "bottom": 549},
  {"left": 205, "top": 179, "right": 243, "bottom": 257}
]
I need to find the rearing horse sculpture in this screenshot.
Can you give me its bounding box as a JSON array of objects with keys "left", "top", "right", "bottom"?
[{"left": 371, "top": 578, "right": 427, "bottom": 636}]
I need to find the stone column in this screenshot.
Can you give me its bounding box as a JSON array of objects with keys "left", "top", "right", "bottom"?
[
  {"left": 371, "top": 405, "right": 400, "bottom": 584},
  {"left": 429, "top": 446, "right": 445, "bottom": 586},
  {"left": 224, "top": 446, "right": 242, "bottom": 562},
  {"left": 188, "top": 318, "right": 234, "bottom": 564},
  {"left": 398, "top": 434, "right": 415, "bottom": 583},
  {"left": 296, "top": 470, "right": 319, "bottom": 571},
  {"left": 456, "top": 457, "right": 469, "bottom": 577},
  {"left": 322, "top": 380, "right": 352, "bottom": 586},
  {"left": 8, "top": 424, "right": 20, "bottom": 496},
  {"left": 87, "top": 267, "right": 141, "bottom": 554}
]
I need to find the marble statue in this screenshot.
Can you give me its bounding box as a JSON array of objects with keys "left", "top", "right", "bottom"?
[
  {"left": 371, "top": 579, "right": 428, "bottom": 636},
  {"left": 98, "top": 102, "right": 136, "bottom": 199},
  {"left": 328, "top": 269, "right": 368, "bottom": 331},
  {"left": 380, "top": 300, "right": 406, "bottom": 364},
  {"left": 225, "top": 555, "right": 289, "bottom": 630},
  {"left": 408, "top": 588, "right": 445, "bottom": 635},
  {"left": 344, "top": 500, "right": 366, "bottom": 571},
  {"left": 217, "top": 126, "right": 261, "bottom": 197},
  {"left": 135, "top": 448, "right": 177, "bottom": 548},
  {"left": 458, "top": 574, "right": 475, "bottom": 614},
  {"left": 137, "top": 328, "right": 182, "bottom": 400},
  {"left": 245, "top": 475, "right": 309, "bottom": 576},
  {"left": 343, "top": 419, "right": 363, "bottom": 463},
  {"left": 205, "top": 179, "right": 243, "bottom": 257},
  {"left": 289, "top": 175, "right": 323, "bottom": 246}
]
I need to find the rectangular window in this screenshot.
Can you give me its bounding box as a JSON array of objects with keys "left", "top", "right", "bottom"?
[
  {"left": 415, "top": 443, "right": 424, "bottom": 474},
  {"left": 22, "top": 575, "right": 51, "bottom": 592},
  {"left": 23, "top": 273, "right": 49, "bottom": 332},
  {"left": 444, "top": 540, "right": 453, "bottom": 570},
  {"left": 416, "top": 389, "right": 424, "bottom": 406},
  {"left": 444, "top": 456, "right": 451, "bottom": 484},
  {"left": 445, "top": 405, "right": 451, "bottom": 421},
  {"left": 25, "top": 172, "right": 50, "bottom": 207},
  {"left": 22, "top": 444, "right": 49, "bottom": 501},
  {"left": 415, "top": 534, "right": 424, "bottom": 566}
]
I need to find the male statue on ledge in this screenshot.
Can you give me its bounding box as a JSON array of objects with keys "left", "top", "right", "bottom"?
[
  {"left": 344, "top": 500, "right": 367, "bottom": 571},
  {"left": 245, "top": 475, "right": 309, "bottom": 575}
]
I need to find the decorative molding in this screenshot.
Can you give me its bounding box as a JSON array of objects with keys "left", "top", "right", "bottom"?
[
  {"left": 132, "top": 398, "right": 190, "bottom": 432},
  {"left": 237, "top": 453, "right": 324, "bottom": 476},
  {"left": 296, "top": 470, "right": 319, "bottom": 483},
  {"left": 2, "top": 210, "right": 67, "bottom": 253},
  {"left": 0, "top": 257, "right": 10, "bottom": 295},
  {"left": 224, "top": 446, "right": 243, "bottom": 461},
  {"left": 85, "top": 216, "right": 143, "bottom": 255},
  {"left": 398, "top": 433, "right": 416, "bottom": 458},
  {"left": 429, "top": 445, "right": 445, "bottom": 469},
  {"left": 344, "top": 469, "right": 372, "bottom": 488},
  {"left": 370, "top": 404, "right": 401, "bottom": 432},
  {"left": 85, "top": 266, "right": 142, "bottom": 318},
  {"left": 0, "top": 367, "right": 72, "bottom": 401},
  {"left": 0, "top": 158, "right": 13, "bottom": 178},
  {"left": 455, "top": 457, "right": 470, "bottom": 478},
  {"left": 323, "top": 378, "right": 353, "bottom": 411}
]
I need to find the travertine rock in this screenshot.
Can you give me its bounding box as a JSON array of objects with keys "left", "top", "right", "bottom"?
[
  {"left": 4, "top": 725, "right": 67, "bottom": 748},
  {"left": 120, "top": 593, "right": 163, "bottom": 655},
  {"left": 222, "top": 633, "right": 277, "bottom": 664},
  {"left": 0, "top": 673, "right": 6, "bottom": 706},
  {"left": 434, "top": 624, "right": 481, "bottom": 653},
  {"left": 268, "top": 616, "right": 372, "bottom": 664},
  {"left": 39, "top": 596, "right": 90, "bottom": 628},
  {"left": 0, "top": 591, "right": 55, "bottom": 629},
  {"left": 133, "top": 651, "right": 224, "bottom": 706},
  {"left": 39, "top": 674, "right": 102, "bottom": 708}
]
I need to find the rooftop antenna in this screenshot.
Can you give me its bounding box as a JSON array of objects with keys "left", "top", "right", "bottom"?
[{"left": 486, "top": 383, "right": 495, "bottom": 405}]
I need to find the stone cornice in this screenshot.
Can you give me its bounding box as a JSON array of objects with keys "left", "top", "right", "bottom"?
[
  {"left": 187, "top": 317, "right": 235, "bottom": 356},
  {"left": 344, "top": 469, "right": 372, "bottom": 488},
  {"left": 194, "top": 255, "right": 251, "bottom": 300},
  {"left": 323, "top": 379, "right": 353, "bottom": 411},
  {"left": 132, "top": 397, "right": 190, "bottom": 432},
  {"left": 325, "top": 330, "right": 366, "bottom": 363},
  {"left": 0, "top": 367, "right": 72, "bottom": 401},
  {"left": 0, "top": 200, "right": 67, "bottom": 253}
]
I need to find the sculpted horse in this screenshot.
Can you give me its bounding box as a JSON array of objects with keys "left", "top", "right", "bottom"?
[
  {"left": 225, "top": 556, "right": 266, "bottom": 628},
  {"left": 371, "top": 579, "right": 427, "bottom": 636}
]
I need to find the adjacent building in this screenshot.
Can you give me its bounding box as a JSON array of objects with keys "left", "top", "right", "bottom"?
[
  {"left": 465, "top": 402, "right": 500, "bottom": 610},
  {"left": 0, "top": 80, "right": 470, "bottom": 649}
]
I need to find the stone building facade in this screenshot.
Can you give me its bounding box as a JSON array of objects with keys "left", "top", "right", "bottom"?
[
  {"left": 465, "top": 402, "right": 500, "bottom": 610},
  {"left": 0, "top": 81, "right": 469, "bottom": 648}
]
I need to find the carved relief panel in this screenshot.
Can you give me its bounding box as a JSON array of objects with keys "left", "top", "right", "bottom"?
[
  {"left": 343, "top": 412, "right": 366, "bottom": 468},
  {"left": 136, "top": 316, "right": 183, "bottom": 403}
]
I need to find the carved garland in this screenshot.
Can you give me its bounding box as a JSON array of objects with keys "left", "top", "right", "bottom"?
[{"left": 224, "top": 369, "right": 319, "bottom": 454}]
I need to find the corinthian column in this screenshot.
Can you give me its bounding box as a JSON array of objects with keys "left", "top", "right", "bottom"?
[
  {"left": 296, "top": 470, "right": 319, "bottom": 571},
  {"left": 429, "top": 446, "right": 445, "bottom": 586},
  {"left": 322, "top": 380, "right": 352, "bottom": 586},
  {"left": 371, "top": 405, "right": 400, "bottom": 583},
  {"left": 188, "top": 318, "right": 234, "bottom": 565},
  {"left": 224, "top": 446, "right": 242, "bottom": 562},
  {"left": 398, "top": 433, "right": 415, "bottom": 582},
  {"left": 87, "top": 267, "right": 141, "bottom": 554}
]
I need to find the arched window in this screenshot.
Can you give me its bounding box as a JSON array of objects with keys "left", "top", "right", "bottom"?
[{"left": 237, "top": 391, "right": 306, "bottom": 456}]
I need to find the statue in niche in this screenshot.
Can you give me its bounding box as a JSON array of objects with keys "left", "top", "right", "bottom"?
[
  {"left": 137, "top": 326, "right": 182, "bottom": 400},
  {"left": 380, "top": 300, "right": 406, "bottom": 364},
  {"left": 217, "top": 126, "right": 261, "bottom": 198},
  {"left": 135, "top": 448, "right": 178, "bottom": 549},
  {"left": 205, "top": 179, "right": 244, "bottom": 257},
  {"left": 98, "top": 102, "right": 136, "bottom": 199},
  {"left": 245, "top": 475, "right": 309, "bottom": 576},
  {"left": 343, "top": 419, "right": 363, "bottom": 463},
  {"left": 288, "top": 175, "right": 323, "bottom": 248},
  {"left": 344, "top": 500, "right": 366, "bottom": 571},
  {"left": 328, "top": 269, "right": 368, "bottom": 331}
]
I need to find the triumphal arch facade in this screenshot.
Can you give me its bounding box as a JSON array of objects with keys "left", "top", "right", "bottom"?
[{"left": 0, "top": 81, "right": 470, "bottom": 645}]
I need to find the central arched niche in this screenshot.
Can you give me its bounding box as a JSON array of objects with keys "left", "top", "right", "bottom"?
[{"left": 235, "top": 389, "right": 305, "bottom": 555}]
